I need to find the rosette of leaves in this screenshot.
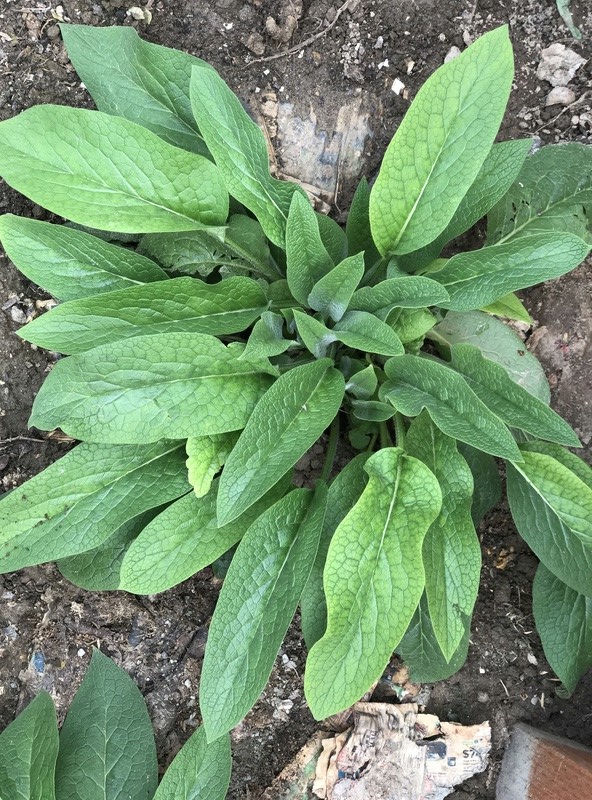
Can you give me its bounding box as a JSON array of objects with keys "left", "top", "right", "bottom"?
[
  {"left": 0, "top": 23, "right": 591, "bottom": 746},
  {"left": 0, "top": 649, "right": 231, "bottom": 800}
]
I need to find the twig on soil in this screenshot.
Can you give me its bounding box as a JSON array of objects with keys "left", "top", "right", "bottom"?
[
  {"left": 0, "top": 435, "right": 48, "bottom": 446},
  {"left": 247, "top": 0, "right": 354, "bottom": 65},
  {"left": 535, "top": 90, "right": 589, "bottom": 133}
]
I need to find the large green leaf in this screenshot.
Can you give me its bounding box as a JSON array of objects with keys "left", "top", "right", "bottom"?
[
  {"left": 0, "top": 441, "right": 189, "bottom": 573},
  {"left": 457, "top": 443, "right": 501, "bottom": 525},
  {"left": 30, "top": 334, "right": 275, "bottom": 444},
  {"left": 201, "top": 487, "right": 327, "bottom": 741},
  {"left": 0, "top": 106, "right": 228, "bottom": 233},
  {"left": 153, "top": 727, "right": 231, "bottom": 800},
  {"left": 388, "top": 307, "right": 437, "bottom": 345},
  {"left": 300, "top": 454, "right": 370, "bottom": 649},
  {"left": 316, "top": 212, "right": 348, "bottom": 265},
  {"left": 240, "top": 312, "right": 294, "bottom": 361},
  {"left": 286, "top": 193, "right": 334, "bottom": 305},
  {"left": 346, "top": 177, "right": 380, "bottom": 266},
  {"left": 449, "top": 343, "right": 580, "bottom": 446},
  {"left": 397, "top": 594, "right": 471, "bottom": 683},
  {"left": 55, "top": 650, "right": 157, "bottom": 800},
  {"left": 20, "top": 277, "right": 267, "bottom": 354},
  {"left": 0, "top": 216, "right": 166, "bottom": 301},
  {"left": 349, "top": 276, "right": 450, "bottom": 312},
  {"left": 0, "top": 693, "right": 58, "bottom": 800},
  {"left": 381, "top": 355, "right": 521, "bottom": 460},
  {"left": 307, "top": 253, "right": 365, "bottom": 322},
  {"left": 119, "top": 476, "right": 290, "bottom": 595},
  {"left": 406, "top": 413, "right": 480, "bottom": 659},
  {"left": 304, "top": 448, "right": 441, "bottom": 719},
  {"left": 431, "top": 310, "right": 550, "bottom": 402},
  {"left": 533, "top": 564, "right": 592, "bottom": 696},
  {"left": 190, "top": 64, "right": 300, "bottom": 246},
  {"left": 369, "top": 26, "right": 513, "bottom": 255},
  {"left": 400, "top": 139, "right": 532, "bottom": 270},
  {"left": 433, "top": 232, "right": 590, "bottom": 310},
  {"left": 217, "top": 359, "right": 344, "bottom": 525},
  {"left": 58, "top": 512, "right": 155, "bottom": 591},
  {"left": 61, "top": 24, "right": 211, "bottom": 155},
  {"left": 507, "top": 449, "right": 592, "bottom": 595},
  {"left": 488, "top": 143, "right": 592, "bottom": 244},
  {"left": 293, "top": 309, "right": 404, "bottom": 359}
]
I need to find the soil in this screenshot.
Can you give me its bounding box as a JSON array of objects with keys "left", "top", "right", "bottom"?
[{"left": 0, "top": 1, "right": 591, "bottom": 797}]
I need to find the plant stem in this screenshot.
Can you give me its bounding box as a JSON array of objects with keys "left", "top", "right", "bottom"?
[
  {"left": 320, "top": 415, "right": 340, "bottom": 482},
  {"left": 394, "top": 412, "right": 406, "bottom": 448},
  {"left": 379, "top": 421, "right": 393, "bottom": 449}
]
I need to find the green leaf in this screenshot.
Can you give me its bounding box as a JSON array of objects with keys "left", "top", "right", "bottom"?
[
  {"left": 488, "top": 143, "right": 592, "bottom": 244},
  {"left": 507, "top": 450, "right": 592, "bottom": 595},
  {"left": 397, "top": 594, "right": 470, "bottom": 682},
  {"left": 286, "top": 193, "right": 334, "bottom": 305},
  {"left": 316, "top": 212, "right": 348, "bottom": 265},
  {"left": 186, "top": 433, "right": 239, "bottom": 498},
  {"left": 300, "top": 454, "right": 370, "bottom": 649},
  {"left": 217, "top": 359, "right": 344, "bottom": 524},
  {"left": 57, "top": 512, "right": 155, "bottom": 591},
  {"left": 60, "top": 24, "right": 211, "bottom": 155},
  {"left": 482, "top": 292, "right": 532, "bottom": 324},
  {"left": 433, "top": 232, "right": 590, "bottom": 310},
  {"left": 305, "top": 448, "right": 441, "bottom": 719},
  {"left": 201, "top": 487, "right": 327, "bottom": 740},
  {"left": 119, "top": 475, "right": 290, "bottom": 595},
  {"left": 0, "top": 216, "right": 167, "bottom": 301},
  {"left": 55, "top": 650, "right": 157, "bottom": 800},
  {"left": 381, "top": 355, "right": 522, "bottom": 460},
  {"left": 190, "top": 64, "right": 300, "bottom": 247},
  {"left": 432, "top": 310, "right": 550, "bottom": 402},
  {"left": 457, "top": 443, "right": 501, "bottom": 525},
  {"left": 369, "top": 27, "right": 513, "bottom": 256},
  {"left": 0, "top": 441, "right": 189, "bottom": 573},
  {"left": 30, "top": 333, "right": 275, "bottom": 444},
  {"left": 20, "top": 277, "right": 267, "bottom": 355},
  {"left": 153, "top": 727, "right": 231, "bottom": 800},
  {"left": 345, "top": 177, "right": 380, "bottom": 266},
  {"left": 533, "top": 564, "right": 592, "bottom": 696},
  {"left": 0, "top": 693, "right": 58, "bottom": 800},
  {"left": 406, "top": 413, "right": 480, "bottom": 659},
  {"left": 344, "top": 364, "right": 378, "bottom": 400},
  {"left": 400, "top": 139, "right": 532, "bottom": 270},
  {"left": 308, "top": 253, "right": 365, "bottom": 322},
  {"left": 521, "top": 440, "right": 592, "bottom": 487},
  {"left": 449, "top": 343, "right": 580, "bottom": 446},
  {"left": 334, "top": 311, "right": 405, "bottom": 356},
  {"left": 351, "top": 400, "right": 396, "bottom": 422},
  {"left": 388, "top": 307, "right": 437, "bottom": 345},
  {"left": 349, "top": 276, "right": 450, "bottom": 313},
  {"left": 0, "top": 106, "right": 228, "bottom": 233},
  {"left": 240, "top": 312, "right": 294, "bottom": 361}
]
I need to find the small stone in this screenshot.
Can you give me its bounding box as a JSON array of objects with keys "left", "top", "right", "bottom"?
[
  {"left": 77, "top": 648, "right": 85, "bottom": 657},
  {"left": 537, "top": 43, "right": 586, "bottom": 87},
  {"left": 374, "top": 35, "right": 383, "bottom": 49},
  {"left": 477, "top": 692, "right": 489, "bottom": 703},
  {"left": 391, "top": 77, "right": 405, "bottom": 95},
  {"left": 444, "top": 45, "right": 461, "bottom": 63},
  {"left": 245, "top": 32, "right": 265, "bottom": 56},
  {"left": 545, "top": 86, "right": 576, "bottom": 107},
  {"left": 46, "top": 24, "right": 60, "bottom": 39},
  {"left": 10, "top": 306, "right": 27, "bottom": 324}
]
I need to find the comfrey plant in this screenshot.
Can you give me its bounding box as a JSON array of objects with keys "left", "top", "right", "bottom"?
[{"left": 0, "top": 23, "right": 591, "bottom": 746}]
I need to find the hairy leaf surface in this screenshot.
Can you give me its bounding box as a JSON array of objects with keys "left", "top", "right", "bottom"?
[
  {"left": 349, "top": 276, "right": 450, "bottom": 312},
  {"left": 286, "top": 193, "right": 334, "bottom": 305},
  {"left": 308, "top": 253, "right": 365, "bottom": 322},
  {"left": 152, "top": 727, "right": 231, "bottom": 800}
]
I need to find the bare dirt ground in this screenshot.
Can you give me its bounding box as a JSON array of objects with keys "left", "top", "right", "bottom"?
[{"left": 0, "top": 1, "right": 591, "bottom": 797}]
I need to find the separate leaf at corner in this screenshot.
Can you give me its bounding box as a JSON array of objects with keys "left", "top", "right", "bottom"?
[
  {"left": 0, "top": 692, "right": 58, "bottom": 800},
  {"left": 30, "top": 333, "right": 275, "bottom": 444},
  {"left": 369, "top": 26, "right": 514, "bottom": 256},
  {"left": 153, "top": 727, "right": 231, "bottom": 800},
  {"left": 201, "top": 487, "right": 327, "bottom": 741},
  {"left": 507, "top": 450, "right": 592, "bottom": 595},
  {"left": 308, "top": 253, "right": 365, "bottom": 322},
  {"left": 0, "top": 441, "right": 189, "bottom": 574},
  {"left": 186, "top": 432, "right": 239, "bottom": 498},
  {"left": 397, "top": 594, "right": 471, "bottom": 683},
  {"left": 406, "top": 412, "right": 480, "bottom": 659},
  {"left": 381, "top": 354, "right": 522, "bottom": 461},
  {"left": 217, "top": 359, "right": 344, "bottom": 525},
  {"left": 0, "top": 216, "right": 167, "bottom": 301},
  {"left": 533, "top": 564, "right": 592, "bottom": 696},
  {"left": 60, "top": 24, "right": 212, "bottom": 155},
  {"left": 0, "top": 106, "right": 228, "bottom": 233},
  {"left": 286, "top": 193, "right": 334, "bottom": 305},
  {"left": 190, "top": 63, "right": 301, "bottom": 246},
  {"left": 55, "top": 650, "right": 157, "bottom": 800},
  {"left": 482, "top": 292, "right": 532, "bottom": 324},
  {"left": 304, "top": 448, "right": 441, "bottom": 719},
  {"left": 300, "top": 453, "right": 370, "bottom": 649},
  {"left": 449, "top": 343, "right": 580, "bottom": 446}
]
